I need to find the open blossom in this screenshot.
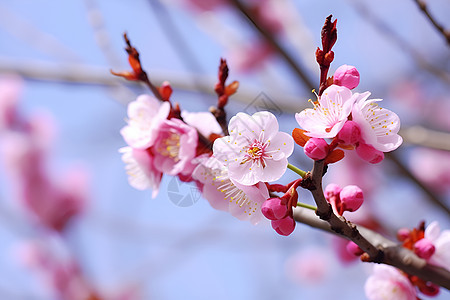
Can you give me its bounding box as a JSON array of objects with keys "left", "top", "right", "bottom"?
[
  {"left": 193, "top": 157, "right": 269, "bottom": 224},
  {"left": 365, "top": 265, "right": 417, "bottom": 300},
  {"left": 213, "top": 111, "right": 294, "bottom": 186},
  {"left": 120, "top": 146, "right": 162, "bottom": 198},
  {"left": 423, "top": 221, "right": 450, "bottom": 271},
  {"left": 153, "top": 118, "right": 198, "bottom": 176},
  {"left": 181, "top": 110, "right": 223, "bottom": 137},
  {"left": 120, "top": 94, "right": 170, "bottom": 149},
  {"left": 351, "top": 95, "right": 402, "bottom": 152},
  {"left": 295, "top": 85, "right": 359, "bottom": 138}
]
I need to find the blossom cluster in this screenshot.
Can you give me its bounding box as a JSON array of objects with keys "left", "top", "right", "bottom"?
[
  {"left": 365, "top": 221, "right": 450, "bottom": 299},
  {"left": 295, "top": 65, "right": 403, "bottom": 164},
  {"left": 119, "top": 63, "right": 405, "bottom": 237}
]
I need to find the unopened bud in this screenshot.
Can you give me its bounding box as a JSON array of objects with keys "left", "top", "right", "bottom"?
[
  {"left": 414, "top": 238, "right": 435, "bottom": 260},
  {"left": 337, "top": 121, "right": 361, "bottom": 145},
  {"left": 271, "top": 216, "right": 296, "bottom": 236},
  {"left": 304, "top": 138, "right": 329, "bottom": 160},
  {"left": 346, "top": 241, "right": 364, "bottom": 256},
  {"left": 262, "top": 198, "right": 287, "bottom": 220},
  {"left": 333, "top": 65, "right": 360, "bottom": 89},
  {"left": 339, "top": 185, "right": 364, "bottom": 212}
]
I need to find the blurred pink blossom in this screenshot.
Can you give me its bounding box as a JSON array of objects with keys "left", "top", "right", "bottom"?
[
  {"left": 153, "top": 118, "right": 198, "bottom": 176},
  {"left": 285, "top": 247, "right": 332, "bottom": 285},
  {"left": 409, "top": 148, "right": 450, "bottom": 192},
  {"left": 120, "top": 147, "right": 163, "bottom": 197},
  {"left": 424, "top": 221, "right": 450, "bottom": 271},
  {"left": 365, "top": 265, "right": 417, "bottom": 300},
  {"left": 0, "top": 75, "right": 22, "bottom": 130},
  {"left": 120, "top": 94, "right": 170, "bottom": 149}
]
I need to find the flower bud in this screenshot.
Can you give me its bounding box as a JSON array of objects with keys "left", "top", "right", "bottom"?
[
  {"left": 261, "top": 198, "right": 287, "bottom": 220},
  {"left": 324, "top": 183, "right": 341, "bottom": 201},
  {"left": 271, "top": 216, "right": 296, "bottom": 236},
  {"left": 304, "top": 138, "right": 329, "bottom": 160},
  {"left": 339, "top": 185, "right": 364, "bottom": 212},
  {"left": 414, "top": 238, "right": 435, "bottom": 260},
  {"left": 333, "top": 65, "right": 360, "bottom": 89},
  {"left": 337, "top": 121, "right": 361, "bottom": 145},
  {"left": 396, "top": 228, "right": 410, "bottom": 242},
  {"left": 356, "top": 143, "right": 384, "bottom": 164},
  {"left": 346, "top": 241, "right": 364, "bottom": 256}
]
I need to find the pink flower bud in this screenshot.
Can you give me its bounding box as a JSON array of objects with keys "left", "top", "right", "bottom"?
[
  {"left": 356, "top": 143, "right": 384, "bottom": 164},
  {"left": 304, "top": 138, "right": 329, "bottom": 160},
  {"left": 346, "top": 241, "right": 364, "bottom": 256},
  {"left": 262, "top": 198, "right": 287, "bottom": 220},
  {"left": 333, "top": 65, "right": 360, "bottom": 89},
  {"left": 337, "top": 121, "right": 361, "bottom": 145},
  {"left": 414, "top": 238, "right": 435, "bottom": 260},
  {"left": 324, "top": 183, "right": 342, "bottom": 200},
  {"left": 272, "top": 216, "right": 296, "bottom": 236},
  {"left": 397, "top": 228, "right": 410, "bottom": 242},
  {"left": 339, "top": 185, "right": 364, "bottom": 212}
]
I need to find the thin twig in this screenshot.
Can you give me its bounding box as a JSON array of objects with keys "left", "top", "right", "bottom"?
[
  {"left": 228, "top": 0, "right": 315, "bottom": 91},
  {"left": 412, "top": 0, "right": 450, "bottom": 46},
  {"left": 386, "top": 152, "right": 450, "bottom": 215},
  {"left": 349, "top": 0, "right": 450, "bottom": 84},
  {"left": 293, "top": 206, "right": 450, "bottom": 289}
]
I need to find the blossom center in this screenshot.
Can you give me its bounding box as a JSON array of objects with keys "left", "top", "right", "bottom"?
[
  {"left": 241, "top": 140, "right": 268, "bottom": 167},
  {"left": 159, "top": 133, "right": 180, "bottom": 161}
]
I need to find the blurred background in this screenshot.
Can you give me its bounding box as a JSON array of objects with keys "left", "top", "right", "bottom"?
[{"left": 0, "top": 0, "right": 449, "bottom": 299}]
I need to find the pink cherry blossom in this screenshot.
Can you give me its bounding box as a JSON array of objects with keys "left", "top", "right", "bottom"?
[
  {"left": 193, "top": 157, "right": 269, "bottom": 224},
  {"left": 0, "top": 75, "right": 22, "bottom": 129},
  {"left": 295, "top": 85, "right": 360, "bottom": 138},
  {"left": 213, "top": 111, "right": 294, "bottom": 185},
  {"left": 424, "top": 221, "right": 450, "bottom": 271},
  {"left": 119, "top": 146, "right": 162, "bottom": 198},
  {"left": 181, "top": 110, "right": 223, "bottom": 137},
  {"left": 153, "top": 118, "right": 198, "bottom": 176},
  {"left": 351, "top": 94, "right": 402, "bottom": 152},
  {"left": 120, "top": 94, "right": 170, "bottom": 149},
  {"left": 365, "top": 265, "right": 417, "bottom": 300}
]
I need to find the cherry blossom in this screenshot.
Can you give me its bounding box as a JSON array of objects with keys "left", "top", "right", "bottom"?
[
  {"left": 351, "top": 94, "right": 402, "bottom": 152},
  {"left": 295, "top": 85, "right": 360, "bottom": 138},
  {"left": 193, "top": 157, "right": 269, "bottom": 224},
  {"left": 365, "top": 265, "right": 417, "bottom": 300},
  {"left": 424, "top": 221, "right": 450, "bottom": 271},
  {"left": 213, "top": 111, "right": 294, "bottom": 186},
  {"left": 119, "top": 146, "right": 162, "bottom": 198},
  {"left": 153, "top": 118, "right": 198, "bottom": 176},
  {"left": 120, "top": 94, "right": 170, "bottom": 149},
  {"left": 181, "top": 110, "right": 223, "bottom": 137}
]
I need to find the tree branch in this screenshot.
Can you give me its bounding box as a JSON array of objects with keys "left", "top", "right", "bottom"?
[
  {"left": 228, "top": 0, "right": 315, "bottom": 91},
  {"left": 412, "top": 0, "right": 450, "bottom": 46},
  {"left": 293, "top": 206, "right": 450, "bottom": 289}
]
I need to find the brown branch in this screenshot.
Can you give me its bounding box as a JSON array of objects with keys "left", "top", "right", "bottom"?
[
  {"left": 304, "top": 160, "right": 382, "bottom": 260},
  {"left": 412, "top": 0, "right": 450, "bottom": 46},
  {"left": 293, "top": 206, "right": 450, "bottom": 289},
  {"left": 350, "top": 0, "right": 450, "bottom": 84},
  {"left": 228, "top": 0, "right": 315, "bottom": 91}
]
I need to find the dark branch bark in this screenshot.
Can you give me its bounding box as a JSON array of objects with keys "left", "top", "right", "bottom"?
[{"left": 293, "top": 207, "right": 450, "bottom": 289}]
